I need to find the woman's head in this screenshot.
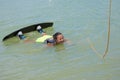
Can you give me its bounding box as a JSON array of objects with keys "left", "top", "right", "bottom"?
[{"left": 53, "top": 32, "right": 64, "bottom": 44}]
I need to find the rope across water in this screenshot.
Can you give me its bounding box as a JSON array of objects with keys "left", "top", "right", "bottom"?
[
  {"left": 103, "top": 0, "right": 112, "bottom": 58},
  {"left": 87, "top": 0, "right": 112, "bottom": 59}
]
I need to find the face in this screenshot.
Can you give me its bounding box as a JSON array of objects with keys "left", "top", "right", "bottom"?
[{"left": 56, "top": 34, "right": 64, "bottom": 44}]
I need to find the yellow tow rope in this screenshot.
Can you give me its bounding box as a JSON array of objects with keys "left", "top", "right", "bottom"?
[
  {"left": 87, "top": 0, "right": 112, "bottom": 59},
  {"left": 103, "top": 0, "right": 112, "bottom": 58}
]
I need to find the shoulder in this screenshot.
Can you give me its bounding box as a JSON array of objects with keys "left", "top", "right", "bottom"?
[
  {"left": 46, "top": 38, "right": 55, "bottom": 43},
  {"left": 64, "top": 39, "right": 68, "bottom": 42}
]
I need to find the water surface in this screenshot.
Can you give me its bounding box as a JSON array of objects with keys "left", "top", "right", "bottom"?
[{"left": 0, "top": 0, "right": 120, "bottom": 80}]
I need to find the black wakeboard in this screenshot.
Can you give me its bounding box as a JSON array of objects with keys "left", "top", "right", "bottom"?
[{"left": 3, "top": 22, "right": 53, "bottom": 41}]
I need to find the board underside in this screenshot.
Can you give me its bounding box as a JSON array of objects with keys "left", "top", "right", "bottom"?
[{"left": 3, "top": 22, "right": 53, "bottom": 41}]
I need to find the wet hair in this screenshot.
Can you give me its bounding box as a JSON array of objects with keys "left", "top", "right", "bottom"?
[{"left": 53, "top": 32, "right": 62, "bottom": 42}]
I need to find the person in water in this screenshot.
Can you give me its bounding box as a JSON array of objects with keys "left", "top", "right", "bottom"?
[{"left": 17, "top": 25, "right": 67, "bottom": 46}]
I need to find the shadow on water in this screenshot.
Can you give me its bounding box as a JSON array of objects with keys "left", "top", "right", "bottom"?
[{"left": 54, "top": 43, "right": 66, "bottom": 52}]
